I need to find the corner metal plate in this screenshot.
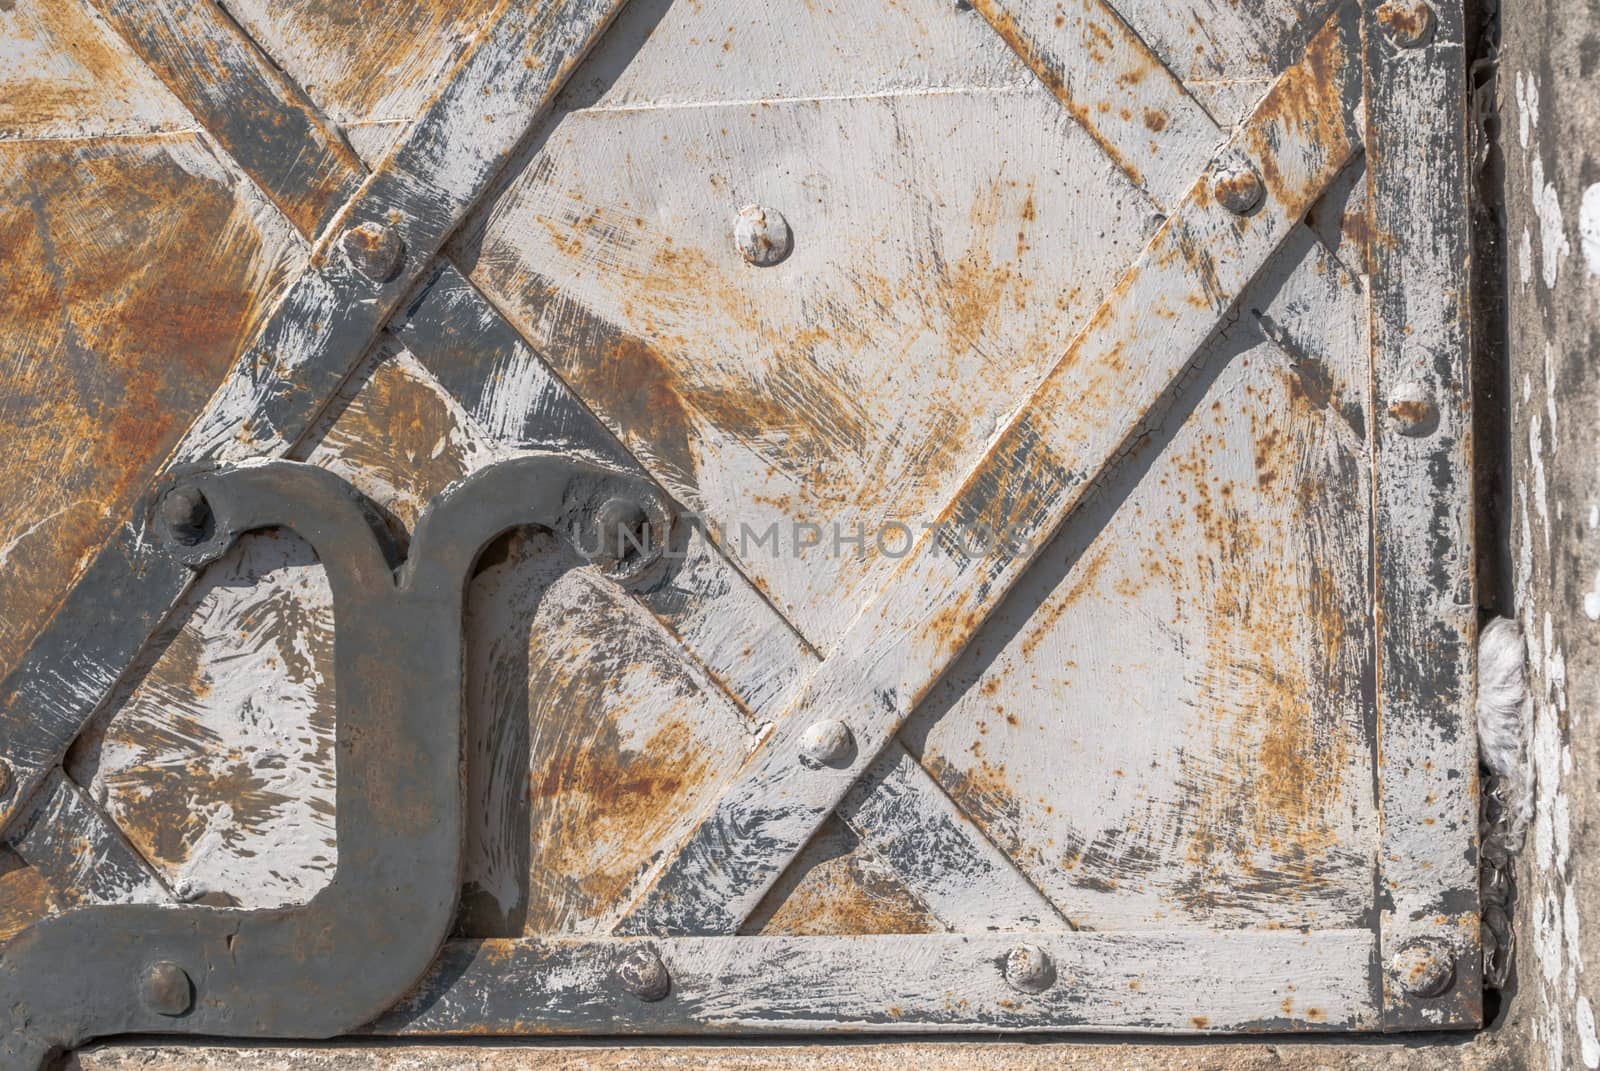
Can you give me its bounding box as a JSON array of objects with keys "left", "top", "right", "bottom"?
[{"left": 0, "top": 457, "right": 668, "bottom": 1069}]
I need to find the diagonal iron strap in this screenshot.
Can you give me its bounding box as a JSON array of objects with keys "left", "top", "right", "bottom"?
[
  {"left": 0, "top": 0, "right": 630, "bottom": 841},
  {"left": 967, "top": 0, "right": 1221, "bottom": 212},
  {"left": 617, "top": 2, "right": 1366, "bottom": 936},
  {"left": 0, "top": 456, "right": 669, "bottom": 1070}
]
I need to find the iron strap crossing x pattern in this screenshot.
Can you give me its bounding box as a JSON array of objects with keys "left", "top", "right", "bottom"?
[{"left": 0, "top": 0, "right": 1480, "bottom": 1053}]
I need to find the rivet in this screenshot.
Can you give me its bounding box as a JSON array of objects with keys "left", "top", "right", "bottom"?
[
  {"left": 1377, "top": 0, "right": 1437, "bottom": 48},
  {"left": 159, "top": 487, "right": 212, "bottom": 546},
  {"left": 734, "top": 204, "right": 792, "bottom": 266},
  {"left": 798, "top": 719, "right": 854, "bottom": 766},
  {"left": 1212, "top": 163, "right": 1264, "bottom": 215},
  {"left": 593, "top": 496, "right": 653, "bottom": 563},
  {"left": 1391, "top": 938, "right": 1454, "bottom": 997},
  {"left": 1003, "top": 944, "right": 1056, "bottom": 994},
  {"left": 0, "top": 757, "right": 13, "bottom": 800},
  {"left": 140, "top": 960, "right": 194, "bottom": 1017},
  {"left": 615, "top": 946, "right": 671, "bottom": 1002},
  {"left": 340, "top": 221, "right": 405, "bottom": 282},
  {"left": 1386, "top": 381, "right": 1439, "bottom": 436}
]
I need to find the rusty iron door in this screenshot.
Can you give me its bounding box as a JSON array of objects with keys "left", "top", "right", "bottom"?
[{"left": 0, "top": 0, "right": 1479, "bottom": 1062}]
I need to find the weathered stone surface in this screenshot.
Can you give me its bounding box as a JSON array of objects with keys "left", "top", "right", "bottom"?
[{"left": 1501, "top": 0, "right": 1600, "bottom": 1067}]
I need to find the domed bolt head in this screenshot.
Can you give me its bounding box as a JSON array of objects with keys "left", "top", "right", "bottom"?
[
  {"left": 615, "top": 946, "right": 671, "bottom": 1002},
  {"left": 734, "top": 204, "right": 792, "bottom": 266},
  {"left": 798, "top": 719, "right": 854, "bottom": 766},
  {"left": 1212, "top": 163, "right": 1264, "bottom": 215},
  {"left": 140, "top": 960, "right": 194, "bottom": 1017},
  {"left": 1391, "top": 938, "right": 1455, "bottom": 997},
  {"left": 593, "top": 496, "right": 653, "bottom": 563},
  {"left": 1003, "top": 944, "right": 1056, "bottom": 994},
  {"left": 1377, "top": 0, "right": 1436, "bottom": 48},
  {"left": 160, "top": 486, "right": 212, "bottom": 546},
  {"left": 340, "top": 220, "right": 405, "bottom": 282},
  {"left": 1386, "top": 381, "right": 1439, "bottom": 436}
]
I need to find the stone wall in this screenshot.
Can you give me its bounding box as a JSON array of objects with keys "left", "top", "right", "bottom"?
[{"left": 1500, "top": 0, "right": 1600, "bottom": 1066}]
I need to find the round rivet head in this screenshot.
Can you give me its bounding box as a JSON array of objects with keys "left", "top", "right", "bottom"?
[
  {"left": 1386, "top": 381, "right": 1439, "bottom": 436},
  {"left": 1003, "top": 944, "right": 1056, "bottom": 994},
  {"left": 798, "top": 719, "right": 854, "bottom": 766},
  {"left": 616, "top": 946, "right": 671, "bottom": 1002},
  {"left": 1212, "top": 163, "right": 1264, "bottom": 215},
  {"left": 1391, "top": 938, "right": 1455, "bottom": 997},
  {"left": 140, "top": 960, "right": 194, "bottom": 1017},
  {"left": 593, "top": 497, "right": 654, "bottom": 563},
  {"left": 340, "top": 220, "right": 405, "bottom": 282},
  {"left": 1377, "top": 0, "right": 1436, "bottom": 48},
  {"left": 734, "top": 204, "right": 792, "bottom": 266},
  {"left": 159, "top": 487, "right": 212, "bottom": 547}
]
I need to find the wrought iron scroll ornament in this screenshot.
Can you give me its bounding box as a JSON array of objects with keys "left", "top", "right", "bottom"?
[{"left": 0, "top": 457, "right": 670, "bottom": 1070}]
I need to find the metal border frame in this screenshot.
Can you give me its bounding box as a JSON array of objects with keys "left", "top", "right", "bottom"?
[{"left": 1363, "top": 0, "right": 1483, "bottom": 1031}]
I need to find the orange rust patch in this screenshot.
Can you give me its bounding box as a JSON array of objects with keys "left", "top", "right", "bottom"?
[
  {"left": 966, "top": 0, "right": 1146, "bottom": 192},
  {"left": 1386, "top": 398, "right": 1433, "bottom": 428},
  {"left": 0, "top": 1, "right": 176, "bottom": 134},
  {"left": 1143, "top": 109, "right": 1168, "bottom": 132},
  {"left": 1168, "top": 361, "right": 1364, "bottom": 917},
  {"left": 223, "top": 0, "right": 504, "bottom": 125},
  {"left": 0, "top": 848, "right": 58, "bottom": 942},
  {"left": 1375, "top": 0, "right": 1434, "bottom": 45},
  {"left": 466, "top": 162, "right": 1077, "bottom": 643},
  {"left": 459, "top": 536, "right": 748, "bottom": 936},
  {"left": 306, "top": 348, "right": 483, "bottom": 528},
  {"left": 744, "top": 814, "right": 943, "bottom": 936},
  {"left": 65, "top": 535, "right": 337, "bottom": 895},
  {"left": 0, "top": 136, "right": 296, "bottom": 686},
  {"left": 1240, "top": 14, "right": 1358, "bottom": 217}
]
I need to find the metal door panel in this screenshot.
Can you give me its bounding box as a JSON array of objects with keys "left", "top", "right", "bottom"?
[
  {"left": 67, "top": 530, "right": 337, "bottom": 911},
  {"left": 460, "top": 80, "right": 1155, "bottom": 647},
  {"left": 904, "top": 223, "right": 1376, "bottom": 931},
  {"left": 0, "top": 0, "right": 1481, "bottom": 1058},
  {"left": 217, "top": 0, "right": 508, "bottom": 166},
  {"left": 0, "top": 131, "right": 306, "bottom": 691}
]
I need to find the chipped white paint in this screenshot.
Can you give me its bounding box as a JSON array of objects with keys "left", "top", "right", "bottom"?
[
  {"left": 1516, "top": 69, "right": 1537, "bottom": 150},
  {"left": 1581, "top": 183, "right": 1600, "bottom": 277},
  {"left": 1531, "top": 156, "right": 1571, "bottom": 289},
  {"left": 1580, "top": 995, "right": 1600, "bottom": 1069},
  {"left": 377, "top": 930, "right": 1380, "bottom": 1035},
  {"left": 68, "top": 531, "right": 337, "bottom": 908}
]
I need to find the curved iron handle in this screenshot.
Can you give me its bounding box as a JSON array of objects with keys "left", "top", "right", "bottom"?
[{"left": 0, "top": 457, "right": 669, "bottom": 1069}]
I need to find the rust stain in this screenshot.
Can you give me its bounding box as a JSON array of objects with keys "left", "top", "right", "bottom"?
[
  {"left": 0, "top": 1, "right": 159, "bottom": 133},
  {"left": 1240, "top": 13, "right": 1357, "bottom": 218},
  {"left": 470, "top": 169, "right": 1064, "bottom": 632},
  {"left": 966, "top": 0, "right": 1146, "bottom": 192},
  {"left": 306, "top": 347, "right": 483, "bottom": 529},
  {"left": 228, "top": 0, "right": 504, "bottom": 122},
  {"left": 65, "top": 538, "right": 337, "bottom": 889},
  {"left": 1374, "top": 0, "right": 1431, "bottom": 45},
  {"left": 0, "top": 848, "right": 59, "bottom": 943},
  {"left": 460, "top": 537, "right": 747, "bottom": 936},
  {"left": 744, "top": 814, "right": 942, "bottom": 936},
  {"left": 0, "top": 136, "right": 296, "bottom": 686},
  {"left": 1169, "top": 360, "right": 1365, "bottom": 917},
  {"left": 1386, "top": 398, "right": 1432, "bottom": 428}
]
